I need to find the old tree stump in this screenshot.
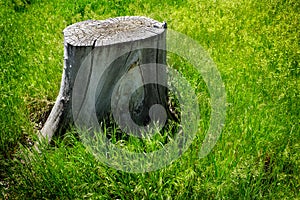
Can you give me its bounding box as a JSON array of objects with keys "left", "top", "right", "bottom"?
[{"left": 40, "top": 16, "right": 170, "bottom": 143}]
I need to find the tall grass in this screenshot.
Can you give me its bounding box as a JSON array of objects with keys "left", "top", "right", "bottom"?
[{"left": 1, "top": 0, "right": 299, "bottom": 199}]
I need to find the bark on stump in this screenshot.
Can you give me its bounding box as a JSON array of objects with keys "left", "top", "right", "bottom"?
[{"left": 40, "top": 16, "right": 168, "bottom": 142}]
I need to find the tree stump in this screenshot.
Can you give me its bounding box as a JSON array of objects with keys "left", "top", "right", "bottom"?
[{"left": 40, "top": 16, "right": 169, "bottom": 143}]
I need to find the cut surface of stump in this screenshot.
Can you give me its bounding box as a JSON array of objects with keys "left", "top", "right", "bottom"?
[{"left": 40, "top": 16, "right": 169, "bottom": 142}]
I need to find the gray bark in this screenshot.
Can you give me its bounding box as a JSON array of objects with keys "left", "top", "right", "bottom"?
[{"left": 40, "top": 16, "right": 168, "bottom": 143}]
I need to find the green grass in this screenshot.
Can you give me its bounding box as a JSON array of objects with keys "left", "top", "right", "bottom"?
[{"left": 1, "top": 0, "right": 299, "bottom": 199}]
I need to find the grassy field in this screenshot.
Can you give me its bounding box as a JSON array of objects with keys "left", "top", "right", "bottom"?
[{"left": 1, "top": 0, "right": 299, "bottom": 199}]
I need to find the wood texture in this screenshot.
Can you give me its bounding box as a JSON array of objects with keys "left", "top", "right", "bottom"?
[{"left": 40, "top": 16, "right": 167, "bottom": 142}]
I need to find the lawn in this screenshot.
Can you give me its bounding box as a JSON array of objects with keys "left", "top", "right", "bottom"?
[{"left": 0, "top": 0, "right": 299, "bottom": 199}]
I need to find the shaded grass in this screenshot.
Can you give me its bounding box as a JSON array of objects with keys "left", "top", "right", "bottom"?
[{"left": 1, "top": 0, "right": 299, "bottom": 199}]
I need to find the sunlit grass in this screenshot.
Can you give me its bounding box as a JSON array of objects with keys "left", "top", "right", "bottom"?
[{"left": 1, "top": 0, "right": 299, "bottom": 199}]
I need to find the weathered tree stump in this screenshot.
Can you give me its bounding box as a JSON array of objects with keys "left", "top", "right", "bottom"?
[{"left": 40, "top": 16, "right": 169, "bottom": 143}]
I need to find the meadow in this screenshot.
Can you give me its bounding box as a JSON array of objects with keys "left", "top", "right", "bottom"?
[{"left": 0, "top": 0, "right": 299, "bottom": 199}]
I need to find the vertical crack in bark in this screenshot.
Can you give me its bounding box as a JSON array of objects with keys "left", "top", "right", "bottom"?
[
  {"left": 123, "top": 44, "right": 133, "bottom": 71},
  {"left": 156, "top": 43, "right": 164, "bottom": 106},
  {"left": 137, "top": 57, "right": 147, "bottom": 125},
  {"left": 114, "top": 45, "right": 133, "bottom": 115}
]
